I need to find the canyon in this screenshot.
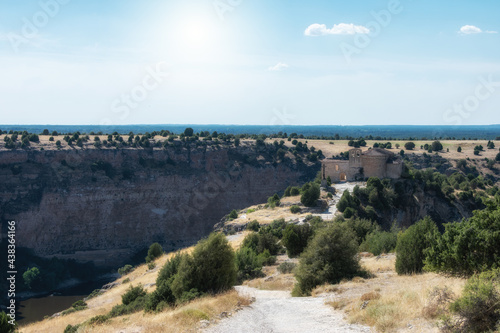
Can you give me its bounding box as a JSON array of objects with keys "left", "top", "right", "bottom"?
[{"left": 0, "top": 144, "right": 317, "bottom": 268}]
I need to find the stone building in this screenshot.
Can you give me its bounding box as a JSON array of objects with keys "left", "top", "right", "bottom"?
[{"left": 321, "top": 148, "right": 403, "bottom": 183}]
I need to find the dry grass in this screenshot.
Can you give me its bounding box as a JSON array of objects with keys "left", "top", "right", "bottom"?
[
  {"left": 76, "top": 290, "right": 251, "bottom": 333},
  {"left": 361, "top": 254, "right": 397, "bottom": 273},
  {"left": 20, "top": 239, "right": 249, "bottom": 333},
  {"left": 318, "top": 255, "right": 467, "bottom": 333},
  {"left": 244, "top": 274, "right": 296, "bottom": 291}
]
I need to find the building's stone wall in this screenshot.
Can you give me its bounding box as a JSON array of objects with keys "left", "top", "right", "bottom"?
[
  {"left": 386, "top": 162, "right": 403, "bottom": 179},
  {"left": 362, "top": 155, "right": 388, "bottom": 178},
  {"left": 321, "top": 148, "right": 402, "bottom": 182},
  {"left": 322, "top": 160, "right": 350, "bottom": 182}
]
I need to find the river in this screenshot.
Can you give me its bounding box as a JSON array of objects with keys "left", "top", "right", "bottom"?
[{"left": 16, "top": 276, "right": 115, "bottom": 326}]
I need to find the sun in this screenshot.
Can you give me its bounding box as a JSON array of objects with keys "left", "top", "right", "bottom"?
[{"left": 179, "top": 16, "right": 216, "bottom": 52}]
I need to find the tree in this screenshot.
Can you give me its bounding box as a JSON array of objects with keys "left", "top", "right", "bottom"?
[
  {"left": 42, "top": 129, "right": 49, "bottom": 135},
  {"left": 431, "top": 141, "right": 443, "bottom": 151},
  {"left": 282, "top": 224, "right": 312, "bottom": 257},
  {"left": 300, "top": 183, "right": 320, "bottom": 207},
  {"left": 496, "top": 152, "right": 500, "bottom": 162},
  {"left": 404, "top": 142, "right": 416, "bottom": 150},
  {"left": 183, "top": 128, "right": 194, "bottom": 137},
  {"left": 396, "top": 217, "right": 438, "bottom": 275},
  {"left": 228, "top": 209, "right": 238, "bottom": 220},
  {"left": 171, "top": 233, "right": 236, "bottom": 299},
  {"left": 457, "top": 146, "right": 462, "bottom": 153},
  {"left": 424, "top": 205, "right": 500, "bottom": 276},
  {"left": 294, "top": 224, "right": 361, "bottom": 295},
  {"left": 145, "top": 242, "right": 163, "bottom": 263},
  {"left": 23, "top": 267, "right": 41, "bottom": 289}
]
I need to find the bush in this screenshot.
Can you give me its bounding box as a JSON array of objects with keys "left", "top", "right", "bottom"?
[
  {"left": 359, "top": 231, "right": 397, "bottom": 256},
  {"left": 228, "top": 209, "right": 238, "bottom": 220},
  {"left": 290, "top": 205, "right": 301, "bottom": 214},
  {"left": 267, "top": 194, "right": 280, "bottom": 208},
  {"left": 395, "top": 217, "right": 438, "bottom": 275},
  {"left": 293, "top": 224, "right": 362, "bottom": 296},
  {"left": 425, "top": 205, "right": 500, "bottom": 276},
  {"left": 343, "top": 218, "right": 379, "bottom": 245},
  {"left": 0, "top": 311, "right": 15, "bottom": 333},
  {"left": 64, "top": 324, "right": 80, "bottom": 333},
  {"left": 447, "top": 269, "right": 500, "bottom": 333},
  {"left": 282, "top": 224, "right": 313, "bottom": 258},
  {"left": 258, "top": 218, "right": 287, "bottom": 239},
  {"left": 278, "top": 262, "right": 296, "bottom": 274},
  {"left": 118, "top": 264, "right": 134, "bottom": 276},
  {"left": 246, "top": 220, "right": 260, "bottom": 231},
  {"left": 145, "top": 242, "right": 163, "bottom": 263},
  {"left": 432, "top": 141, "right": 443, "bottom": 151},
  {"left": 88, "top": 314, "right": 110, "bottom": 325},
  {"left": 171, "top": 233, "right": 236, "bottom": 301},
  {"left": 235, "top": 246, "right": 264, "bottom": 282},
  {"left": 300, "top": 183, "right": 320, "bottom": 207},
  {"left": 122, "top": 284, "right": 146, "bottom": 305},
  {"left": 404, "top": 142, "right": 415, "bottom": 150},
  {"left": 243, "top": 232, "right": 281, "bottom": 256}
]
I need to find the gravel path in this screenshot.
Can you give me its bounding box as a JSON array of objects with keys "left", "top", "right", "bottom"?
[{"left": 203, "top": 286, "right": 372, "bottom": 333}]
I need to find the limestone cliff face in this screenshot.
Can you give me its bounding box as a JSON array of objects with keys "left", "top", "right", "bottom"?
[{"left": 0, "top": 146, "right": 317, "bottom": 267}]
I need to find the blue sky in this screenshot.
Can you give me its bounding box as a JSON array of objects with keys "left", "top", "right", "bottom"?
[{"left": 0, "top": 0, "right": 499, "bottom": 125}]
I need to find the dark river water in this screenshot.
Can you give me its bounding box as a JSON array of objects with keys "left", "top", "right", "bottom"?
[{"left": 16, "top": 278, "right": 114, "bottom": 326}]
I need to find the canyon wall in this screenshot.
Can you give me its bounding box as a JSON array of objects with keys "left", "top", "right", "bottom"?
[{"left": 0, "top": 145, "right": 317, "bottom": 267}]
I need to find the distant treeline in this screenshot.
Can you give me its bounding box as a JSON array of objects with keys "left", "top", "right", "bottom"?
[{"left": 0, "top": 124, "right": 499, "bottom": 140}]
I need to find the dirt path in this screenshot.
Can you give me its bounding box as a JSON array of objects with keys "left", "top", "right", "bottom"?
[{"left": 203, "top": 286, "right": 372, "bottom": 333}]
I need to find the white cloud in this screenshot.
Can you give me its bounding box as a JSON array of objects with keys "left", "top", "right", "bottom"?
[
  {"left": 304, "top": 23, "right": 370, "bottom": 36},
  {"left": 268, "top": 62, "right": 289, "bottom": 71},
  {"left": 459, "top": 25, "right": 497, "bottom": 34}
]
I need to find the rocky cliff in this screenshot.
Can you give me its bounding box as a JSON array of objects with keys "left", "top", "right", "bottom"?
[{"left": 0, "top": 145, "right": 318, "bottom": 267}]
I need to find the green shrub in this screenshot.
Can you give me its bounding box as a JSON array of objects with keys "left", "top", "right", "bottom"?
[
  {"left": 243, "top": 232, "right": 281, "bottom": 255},
  {"left": 122, "top": 278, "right": 130, "bottom": 284},
  {"left": 235, "top": 246, "right": 264, "bottom": 282},
  {"left": 290, "top": 205, "right": 301, "bottom": 214},
  {"left": 278, "top": 262, "right": 296, "bottom": 274},
  {"left": 0, "top": 311, "right": 15, "bottom": 333},
  {"left": 448, "top": 269, "right": 500, "bottom": 333},
  {"left": 86, "top": 289, "right": 102, "bottom": 300},
  {"left": 343, "top": 218, "right": 379, "bottom": 245},
  {"left": 72, "top": 300, "right": 87, "bottom": 309},
  {"left": 145, "top": 242, "right": 163, "bottom": 263},
  {"left": 294, "top": 224, "right": 362, "bottom": 296},
  {"left": 267, "top": 194, "right": 281, "bottom": 208},
  {"left": 122, "top": 284, "right": 146, "bottom": 305},
  {"left": 300, "top": 183, "right": 320, "bottom": 207},
  {"left": 256, "top": 249, "right": 276, "bottom": 266},
  {"left": 282, "top": 224, "right": 313, "bottom": 258},
  {"left": 395, "top": 217, "right": 438, "bottom": 275},
  {"left": 171, "top": 233, "right": 236, "bottom": 301},
  {"left": 259, "top": 218, "right": 287, "bottom": 239},
  {"left": 88, "top": 314, "right": 109, "bottom": 325},
  {"left": 148, "top": 262, "right": 156, "bottom": 270},
  {"left": 118, "top": 264, "right": 134, "bottom": 276},
  {"left": 64, "top": 324, "right": 79, "bottom": 333},
  {"left": 228, "top": 209, "right": 238, "bottom": 220},
  {"left": 425, "top": 204, "right": 500, "bottom": 276},
  {"left": 110, "top": 294, "right": 148, "bottom": 317},
  {"left": 360, "top": 231, "right": 397, "bottom": 256},
  {"left": 246, "top": 220, "right": 260, "bottom": 231},
  {"left": 145, "top": 280, "right": 175, "bottom": 312},
  {"left": 290, "top": 187, "right": 301, "bottom": 196}
]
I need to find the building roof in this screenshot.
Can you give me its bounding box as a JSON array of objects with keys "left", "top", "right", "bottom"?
[{"left": 362, "top": 148, "right": 394, "bottom": 157}]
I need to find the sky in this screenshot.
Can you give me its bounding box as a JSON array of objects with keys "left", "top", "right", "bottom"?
[{"left": 0, "top": 0, "right": 499, "bottom": 126}]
